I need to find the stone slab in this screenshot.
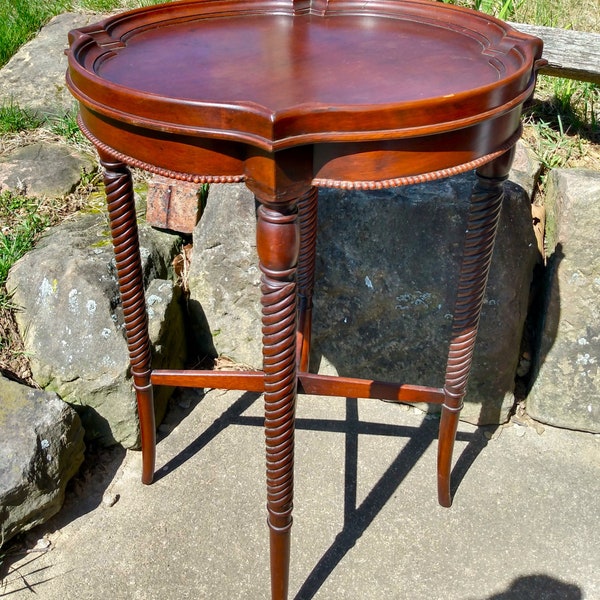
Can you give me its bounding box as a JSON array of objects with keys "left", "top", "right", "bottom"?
[
  {"left": 0, "top": 142, "right": 95, "bottom": 197},
  {"left": 527, "top": 169, "right": 600, "bottom": 433},
  {"left": 0, "top": 13, "right": 97, "bottom": 117}
]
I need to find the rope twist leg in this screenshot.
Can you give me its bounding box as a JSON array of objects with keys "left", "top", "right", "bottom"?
[
  {"left": 256, "top": 200, "right": 300, "bottom": 600},
  {"left": 101, "top": 154, "right": 155, "bottom": 484},
  {"left": 296, "top": 187, "right": 319, "bottom": 371},
  {"left": 437, "top": 153, "right": 513, "bottom": 507}
]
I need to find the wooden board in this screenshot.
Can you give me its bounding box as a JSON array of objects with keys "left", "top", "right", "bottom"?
[{"left": 511, "top": 22, "right": 600, "bottom": 84}]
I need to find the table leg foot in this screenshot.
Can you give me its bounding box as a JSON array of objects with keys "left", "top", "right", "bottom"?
[
  {"left": 438, "top": 151, "right": 514, "bottom": 507},
  {"left": 100, "top": 154, "right": 155, "bottom": 485},
  {"left": 269, "top": 524, "right": 292, "bottom": 600}
]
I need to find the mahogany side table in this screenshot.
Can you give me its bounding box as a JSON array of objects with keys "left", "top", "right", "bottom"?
[{"left": 67, "top": 2, "right": 543, "bottom": 597}]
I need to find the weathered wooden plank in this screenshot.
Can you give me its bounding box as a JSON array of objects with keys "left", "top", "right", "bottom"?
[{"left": 510, "top": 22, "right": 600, "bottom": 84}]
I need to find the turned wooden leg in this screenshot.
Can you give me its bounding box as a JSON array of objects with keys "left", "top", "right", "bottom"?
[
  {"left": 100, "top": 154, "right": 155, "bottom": 485},
  {"left": 437, "top": 149, "right": 515, "bottom": 507},
  {"left": 296, "top": 187, "right": 318, "bottom": 372},
  {"left": 256, "top": 197, "right": 300, "bottom": 600}
]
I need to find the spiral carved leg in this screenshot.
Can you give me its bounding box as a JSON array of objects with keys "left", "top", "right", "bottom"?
[
  {"left": 256, "top": 198, "right": 300, "bottom": 600},
  {"left": 438, "top": 153, "right": 514, "bottom": 507},
  {"left": 100, "top": 155, "right": 155, "bottom": 485},
  {"left": 296, "top": 187, "right": 318, "bottom": 372}
]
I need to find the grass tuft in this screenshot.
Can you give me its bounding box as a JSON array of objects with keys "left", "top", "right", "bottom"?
[
  {"left": 0, "top": 101, "right": 43, "bottom": 134},
  {"left": 0, "top": 190, "right": 50, "bottom": 375},
  {"left": 46, "top": 108, "right": 88, "bottom": 146},
  {"left": 522, "top": 75, "right": 599, "bottom": 171},
  {"left": 439, "top": 0, "right": 600, "bottom": 32},
  {"left": 438, "top": 0, "right": 520, "bottom": 21},
  {"left": 0, "top": 191, "right": 50, "bottom": 286}
]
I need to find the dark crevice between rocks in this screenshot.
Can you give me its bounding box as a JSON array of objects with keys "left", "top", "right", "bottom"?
[
  {"left": 510, "top": 234, "right": 562, "bottom": 432},
  {"left": 165, "top": 225, "right": 219, "bottom": 371},
  {"left": 508, "top": 166, "right": 548, "bottom": 425}
]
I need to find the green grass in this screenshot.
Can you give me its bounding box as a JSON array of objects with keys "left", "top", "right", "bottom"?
[
  {"left": 441, "top": 0, "right": 599, "bottom": 173},
  {"left": 551, "top": 79, "right": 598, "bottom": 131},
  {"left": 47, "top": 107, "right": 88, "bottom": 145},
  {"left": 439, "top": 0, "right": 600, "bottom": 31},
  {"left": 0, "top": 191, "right": 50, "bottom": 287},
  {"left": 439, "top": 0, "right": 519, "bottom": 20},
  {"left": 0, "top": 0, "right": 69, "bottom": 67},
  {"left": 522, "top": 78, "right": 599, "bottom": 173},
  {"left": 0, "top": 190, "right": 51, "bottom": 361},
  {"left": 0, "top": 0, "right": 168, "bottom": 68},
  {"left": 438, "top": 0, "right": 519, "bottom": 21},
  {"left": 0, "top": 101, "right": 92, "bottom": 149},
  {"left": 0, "top": 101, "right": 43, "bottom": 134}
]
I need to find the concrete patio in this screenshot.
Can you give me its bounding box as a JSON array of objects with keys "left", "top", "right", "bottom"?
[{"left": 2, "top": 387, "right": 599, "bottom": 599}]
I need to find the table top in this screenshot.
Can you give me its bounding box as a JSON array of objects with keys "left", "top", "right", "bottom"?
[{"left": 67, "top": 0, "right": 543, "bottom": 152}]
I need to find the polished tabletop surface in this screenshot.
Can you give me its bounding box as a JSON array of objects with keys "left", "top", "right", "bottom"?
[
  {"left": 67, "top": 0, "right": 543, "bottom": 151},
  {"left": 98, "top": 16, "right": 510, "bottom": 106}
]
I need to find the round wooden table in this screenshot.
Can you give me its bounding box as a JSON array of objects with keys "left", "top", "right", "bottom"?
[{"left": 67, "top": 1, "right": 543, "bottom": 597}]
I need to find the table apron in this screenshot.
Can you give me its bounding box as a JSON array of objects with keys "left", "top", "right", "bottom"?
[{"left": 79, "top": 104, "right": 523, "bottom": 189}]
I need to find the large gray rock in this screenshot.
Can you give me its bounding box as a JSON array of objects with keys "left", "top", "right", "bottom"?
[
  {"left": 0, "top": 142, "right": 95, "bottom": 197},
  {"left": 6, "top": 210, "right": 185, "bottom": 448},
  {"left": 188, "top": 152, "right": 539, "bottom": 425},
  {"left": 0, "top": 13, "right": 97, "bottom": 117},
  {"left": 527, "top": 169, "right": 600, "bottom": 433},
  {"left": 187, "top": 184, "right": 259, "bottom": 366},
  {"left": 146, "top": 277, "right": 187, "bottom": 386},
  {"left": 0, "top": 374, "right": 85, "bottom": 546},
  {"left": 310, "top": 177, "right": 537, "bottom": 425}
]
